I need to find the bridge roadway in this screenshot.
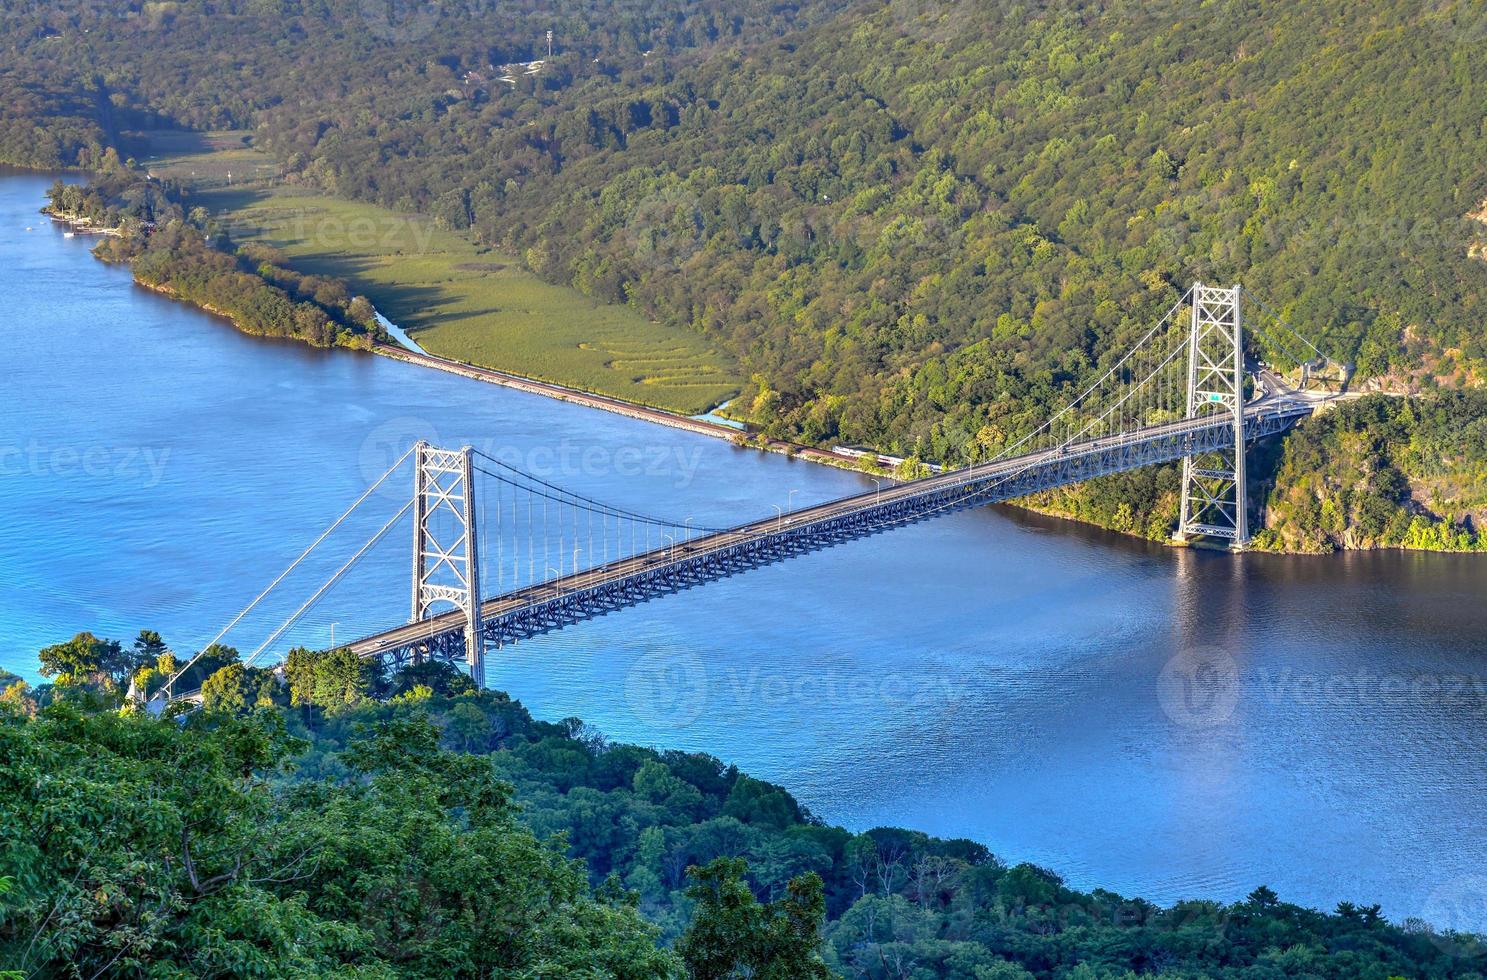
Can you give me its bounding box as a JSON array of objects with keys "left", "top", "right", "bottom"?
[{"left": 348, "top": 390, "right": 1323, "bottom": 669}]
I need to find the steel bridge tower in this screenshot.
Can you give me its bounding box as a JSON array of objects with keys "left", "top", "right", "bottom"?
[
  {"left": 411, "top": 442, "right": 484, "bottom": 683},
  {"left": 1175, "top": 283, "right": 1248, "bottom": 549}
]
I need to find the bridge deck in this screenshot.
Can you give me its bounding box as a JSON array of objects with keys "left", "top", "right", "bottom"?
[{"left": 348, "top": 393, "right": 1320, "bottom": 667}]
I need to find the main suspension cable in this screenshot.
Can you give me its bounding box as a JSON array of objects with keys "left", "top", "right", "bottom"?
[
  {"left": 471, "top": 462, "right": 730, "bottom": 532},
  {"left": 158, "top": 443, "right": 418, "bottom": 699},
  {"left": 244, "top": 498, "right": 415, "bottom": 670}
]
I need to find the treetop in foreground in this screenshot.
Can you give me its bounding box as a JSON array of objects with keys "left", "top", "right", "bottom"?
[{"left": 4, "top": 651, "right": 1484, "bottom": 978}]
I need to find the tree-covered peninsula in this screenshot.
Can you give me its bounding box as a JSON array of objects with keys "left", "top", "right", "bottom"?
[{"left": 44, "top": 175, "right": 384, "bottom": 350}]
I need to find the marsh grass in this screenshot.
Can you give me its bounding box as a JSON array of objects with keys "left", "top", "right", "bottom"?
[{"left": 137, "top": 131, "right": 740, "bottom": 415}]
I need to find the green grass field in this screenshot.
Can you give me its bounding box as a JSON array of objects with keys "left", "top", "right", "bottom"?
[
  {"left": 132, "top": 132, "right": 741, "bottom": 415},
  {"left": 123, "top": 129, "right": 275, "bottom": 186}
]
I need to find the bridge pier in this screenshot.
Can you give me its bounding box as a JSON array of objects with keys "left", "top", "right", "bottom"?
[
  {"left": 1175, "top": 283, "right": 1249, "bottom": 550},
  {"left": 410, "top": 442, "right": 485, "bottom": 687}
]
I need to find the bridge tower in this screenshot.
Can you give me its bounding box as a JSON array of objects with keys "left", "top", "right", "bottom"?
[
  {"left": 1175, "top": 283, "right": 1249, "bottom": 549},
  {"left": 411, "top": 442, "right": 484, "bottom": 684}
]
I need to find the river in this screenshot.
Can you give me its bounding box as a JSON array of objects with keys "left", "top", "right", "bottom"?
[{"left": 3, "top": 170, "right": 1485, "bottom": 932}]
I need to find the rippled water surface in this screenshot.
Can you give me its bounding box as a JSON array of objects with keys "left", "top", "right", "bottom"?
[{"left": 3, "top": 171, "right": 1484, "bottom": 930}]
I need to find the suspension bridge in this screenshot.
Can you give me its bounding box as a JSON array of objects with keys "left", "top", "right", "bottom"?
[{"left": 154, "top": 283, "right": 1344, "bottom": 702}]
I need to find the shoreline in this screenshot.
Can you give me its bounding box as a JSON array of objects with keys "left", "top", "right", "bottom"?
[
  {"left": 29, "top": 175, "right": 1475, "bottom": 557},
  {"left": 371, "top": 340, "right": 871, "bottom": 471},
  {"left": 137, "top": 279, "right": 371, "bottom": 351},
  {"left": 44, "top": 210, "right": 123, "bottom": 237},
  {"left": 19, "top": 160, "right": 888, "bottom": 478}
]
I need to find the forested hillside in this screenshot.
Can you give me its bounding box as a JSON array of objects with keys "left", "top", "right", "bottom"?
[
  {"left": 6, "top": 1, "right": 1487, "bottom": 449},
  {"left": 4, "top": 641, "right": 1485, "bottom": 977},
  {"left": 1254, "top": 392, "right": 1487, "bottom": 552},
  {"left": 4, "top": 0, "right": 1487, "bottom": 548},
  {"left": 0, "top": 67, "right": 112, "bottom": 170}
]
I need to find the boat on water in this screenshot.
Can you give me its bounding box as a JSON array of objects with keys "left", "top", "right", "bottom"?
[{"left": 63, "top": 231, "right": 75, "bottom": 238}]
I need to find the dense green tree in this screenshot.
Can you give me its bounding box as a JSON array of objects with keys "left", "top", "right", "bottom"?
[
  {"left": 445, "top": 699, "right": 492, "bottom": 751},
  {"left": 0, "top": 702, "right": 680, "bottom": 977},
  {"left": 722, "top": 775, "right": 803, "bottom": 831},
  {"left": 310, "top": 647, "right": 377, "bottom": 712},
  {"left": 282, "top": 645, "right": 381, "bottom": 714},
  {"left": 5, "top": 654, "right": 1486, "bottom": 976},
  {"left": 283, "top": 645, "right": 321, "bottom": 708},
  {"left": 0, "top": 705, "right": 341, "bottom": 974},
  {"left": 1252, "top": 393, "right": 1487, "bottom": 552},
  {"left": 36, "top": 631, "right": 125, "bottom": 685},
  {"left": 131, "top": 629, "right": 169, "bottom": 669},
  {"left": 176, "top": 642, "right": 243, "bottom": 693},
  {"left": 678, "top": 857, "right": 834, "bottom": 980},
  {"left": 0, "top": 674, "right": 37, "bottom": 718},
  {"left": 199, "top": 662, "right": 283, "bottom": 715},
  {"left": 130, "top": 650, "right": 180, "bottom": 701},
  {"left": 387, "top": 659, "right": 477, "bottom": 699}
]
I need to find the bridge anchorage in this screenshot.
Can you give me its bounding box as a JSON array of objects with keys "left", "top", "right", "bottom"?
[{"left": 154, "top": 282, "right": 1340, "bottom": 700}]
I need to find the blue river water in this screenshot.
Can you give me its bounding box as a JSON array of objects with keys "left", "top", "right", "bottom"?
[{"left": 3, "top": 170, "right": 1486, "bottom": 932}]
